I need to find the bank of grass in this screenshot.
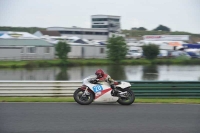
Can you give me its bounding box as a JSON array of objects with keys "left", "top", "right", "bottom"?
[
  {"left": 1, "top": 58, "right": 200, "bottom": 68},
  {"left": 0, "top": 97, "right": 200, "bottom": 104}
]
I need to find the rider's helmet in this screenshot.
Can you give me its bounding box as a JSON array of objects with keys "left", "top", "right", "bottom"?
[{"left": 95, "top": 69, "right": 105, "bottom": 78}]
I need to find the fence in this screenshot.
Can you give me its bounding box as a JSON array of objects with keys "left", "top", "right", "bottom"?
[
  {"left": 0, "top": 81, "right": 200, "bottom": 98},
  {"left": 0, "top": 55, "right": 55, "bottom": 61}
]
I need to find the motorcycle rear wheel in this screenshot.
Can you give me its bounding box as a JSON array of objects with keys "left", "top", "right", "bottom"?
[
  {"left": 117, "top": 88, "right": 135, "bottom": 105},
  {"left": 73, "top": 88, "right": 94, "bottom": 105}
]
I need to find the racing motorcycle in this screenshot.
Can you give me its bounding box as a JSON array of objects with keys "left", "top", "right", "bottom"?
[{"left": 73, "top": 75, "right": 135, "bottom": 105}]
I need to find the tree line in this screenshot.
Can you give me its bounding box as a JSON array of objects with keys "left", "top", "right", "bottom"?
[
  {"left": 0, "top": 26, "right": 45, "bottom": 33},
  {"left": 131, "top": 25, "right": 171, "bottom": 31}
]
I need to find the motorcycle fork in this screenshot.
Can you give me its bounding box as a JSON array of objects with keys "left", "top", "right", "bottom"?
[{"left": 82, "top": 87, "right": 90, "bottom": 96}]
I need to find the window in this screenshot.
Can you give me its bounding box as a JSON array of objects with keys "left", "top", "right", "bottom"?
[
  {"left": 108, "top": 18, "right": 120, "bottom": 22},
  {"left": 95, "top": 32, "right": 103, "bottom": 35},
  {"left": 59, "top": 31, "right": 65, "bottom": 34},
  {"left": 92, "top": 18, "right": 108, "bottom": 21},
  {"left": 93, "top": 23, "right": 104, "bottom": 24},
  {"left": 44, "top": 47, "right": 50, "bottom": 53},
  {"left": 74, "top": 31, "right": 83, "bottom": 34},
  {"left": 27, "top": 47, "right": 36, "bottom": 53},
  {"left": 92, "top": 25, "right": 108, "bottom": 28},
  {"left": 59, "top": 31, "right": 73, "bottom": 34},
  {"left": 100, "top": 48, "right": 104, "bottom": 53},
  {"left": 94, "top": 32, "right": 108, "bottom": 35},
  {"left": 85, "top": 32, "right": 94, "bottom": 35},
  {"left": 104, "top": 32, "right": 108, "bottom": 35},
  {"left": 67, "top": 31, "right": 74, "bottom": 34}
]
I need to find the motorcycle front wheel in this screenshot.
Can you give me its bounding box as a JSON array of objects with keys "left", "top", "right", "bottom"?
[
  {"left": 117, "top": 88, "right": 135, "bottom": 105},
  {"left": 73, "top": 88, "right": 94, "bottom": 105}
]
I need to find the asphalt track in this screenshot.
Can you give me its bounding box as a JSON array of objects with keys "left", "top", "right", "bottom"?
[{"left": 0, "top": 103, "right": 199, "bottom": 133}]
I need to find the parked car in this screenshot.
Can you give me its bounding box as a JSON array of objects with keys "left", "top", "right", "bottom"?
[
  {"left": 157, "top": 50, "right": 168, "bottom": 58},
  {"left": 126, "top": 52, "right": 142, "bottom": 59},
  {"left": 170, "top": 51, "right": 191, "bottom": 59},
  {"left": 186, "top": 52, "right": 200, "bottom": 58}
]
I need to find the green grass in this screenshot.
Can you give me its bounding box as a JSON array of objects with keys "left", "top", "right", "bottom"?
[
  {"left": 0, "top": 97, "right": 199, "bottom": 104},
  {"left": 1, "top": 58, "right": 200, "bottom": 68},
  {"left": 0, "top": 97, "right": 75, "bottom": 102},
  {"left": 135, "top": 98, "right": 200, "bottom": 104}
]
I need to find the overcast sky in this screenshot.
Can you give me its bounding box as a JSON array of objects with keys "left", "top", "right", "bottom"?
[{"left": 0, "top": 0, "right": 199, "bottom": 33}]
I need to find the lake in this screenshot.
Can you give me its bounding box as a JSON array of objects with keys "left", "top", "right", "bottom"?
[{"left": 0, "top": 65, "right": 199, "bottom": 81}]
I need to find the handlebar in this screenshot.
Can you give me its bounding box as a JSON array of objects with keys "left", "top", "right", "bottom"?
[{"left": 89, "top": 79, "right": 99, "bottom": 84}]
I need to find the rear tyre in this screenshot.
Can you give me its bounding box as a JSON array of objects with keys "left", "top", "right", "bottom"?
[
  {"left": 117, "top": 88, "right": 135, "bottom": 105},
  {"left": 73, "top": 88, "right": 94, "bottom": 105}
]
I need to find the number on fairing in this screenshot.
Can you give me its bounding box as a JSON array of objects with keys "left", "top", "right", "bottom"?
[{"left": 92, "top": 85, "right": 103, "bottom": 93}]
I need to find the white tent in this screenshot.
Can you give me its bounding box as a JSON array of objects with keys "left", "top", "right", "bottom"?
[
  {"left": 7, "top": 31, "right": 39, "bottom": 39},
  {"left": 68, "top": 36, "right": 80, "bottom": 41},
  {"left": 0, "top": 34, "right": 13, "bottom": 39}
]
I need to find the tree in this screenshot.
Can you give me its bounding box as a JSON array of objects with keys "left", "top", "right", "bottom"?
[
  {"left": 142, "top": 44, "right": 159, "bottom": 60},
  {"left": 55, "top": 41, "right": 71, "bottom": 65},
  {"left": 153, "top": 25, "right": 171, "bottom": 31},
  {"left": 107, "top": 36, "right": 128, "bottom": 63},
  {"left": 138, "top": 27, "right": 147, "bottom": 31},
  {"left": 131, "top": 27, "right": 138, "bottom": 30},
  {"left": 131, "top": 27, "right": 147, "bottom": 31},
  {"left": 0, "top": 26, "right": 45, "bottom": 33}
]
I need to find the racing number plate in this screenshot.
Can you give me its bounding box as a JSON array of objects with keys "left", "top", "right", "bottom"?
[{"left": 92, "top": 85, "right": 103, "bottom": 93}]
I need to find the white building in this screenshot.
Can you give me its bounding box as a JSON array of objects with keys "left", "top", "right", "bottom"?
[
  {"left": 45, "top": 15, "right": 124, "bottom": 41},
  {"left": 91, "top": 15, "right": 121, "bottom": 33},
  {"left": 143, "top": 35, "right": 190, "bottom": 41},
  {"left": 0, "top": 32, "right": 55, "bottom": 60},
  {"left": 34, "top": 30, "right": 61, "bottom": 38},
  {"left": 47, "top": 27, "right": 109, "bottom": 41},
  {"left": 68, "top": 44, "right": 107, "bottom": 58}
]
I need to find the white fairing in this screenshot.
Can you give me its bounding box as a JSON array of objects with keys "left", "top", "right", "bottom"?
[
  {"left": 116, "top": 82, "right": 131, "bottom": 89},
  {"left": 83, "top": 75, "right": 118, "bottom": 102}
]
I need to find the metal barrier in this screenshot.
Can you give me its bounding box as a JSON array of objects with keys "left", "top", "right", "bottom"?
[
  {"left": 0, "top": 81, "right": 200, "bottom": 98},
  {"left": 130, "top": 81, "right": 200, "bottom": 98},
  {"left": 0, "top": 81, "right": 82, "bottom": 97}
]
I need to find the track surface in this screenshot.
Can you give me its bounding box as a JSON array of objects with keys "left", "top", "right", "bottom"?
[{"left": 0, "top": 103, "right": 199, "bottom": 133}]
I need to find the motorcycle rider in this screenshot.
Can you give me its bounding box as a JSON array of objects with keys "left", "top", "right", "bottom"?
[{"left": 94, "top": 69, "right": 118, "bottom": 95}]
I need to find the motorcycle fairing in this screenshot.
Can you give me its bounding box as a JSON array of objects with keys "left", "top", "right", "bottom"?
[{"left": 84, "top": 78, "right": 118, "bottom": 102}]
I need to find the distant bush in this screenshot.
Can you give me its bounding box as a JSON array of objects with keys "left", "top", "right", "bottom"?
[
  {"left": 153, "top": 25, "right": 171, "bottom": 31},
  {"left": 0, "top": 26, "right": 45, "bottom": 33},
  {"left": 107, "top": 36, "right": 128, "bottom": 63},
  {"left": 55, "top": 41, "right": 71, "bottom": 65},
  {"left": 122, "top": 30, "right": 200, "bottom": 38},
  {"left": 142, "top": 44, "right": 159, "bottom": 60}
]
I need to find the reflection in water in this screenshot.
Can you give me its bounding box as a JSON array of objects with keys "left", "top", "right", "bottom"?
[
  {"left": 107, "top": 65, "right": 126, "bottom": 80},
  {"left": 55, "top": 67, "right": 69, "bottom": 80},
  {"left": 0, "top": 65, "right": 200, "bottom": 81},
  {"left": 142, "top": 65, "right": 159, "bottom": 81}
]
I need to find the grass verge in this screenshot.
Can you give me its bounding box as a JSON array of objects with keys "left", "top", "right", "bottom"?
[
  {"left": 1, "top": 59, "right": 200, "bottom": 68},
  {"left": 0, "top": 97, "right": 199, "bottom": 104}
]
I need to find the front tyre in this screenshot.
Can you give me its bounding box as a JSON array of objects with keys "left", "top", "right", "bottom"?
[
  {"left": 73, "top": 88, "right": 94, "bottom": 105},
  {"left": 117, "top": 88, "right": 135, "bottom": 105}
]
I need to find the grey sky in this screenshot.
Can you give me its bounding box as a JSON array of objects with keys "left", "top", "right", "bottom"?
[{"left": 0, "top": 0, "right": 199, "bottom": 33}]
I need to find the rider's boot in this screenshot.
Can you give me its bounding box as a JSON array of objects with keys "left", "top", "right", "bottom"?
[{"left": 111, "top": 84, "right": 118, "bottom": 96}]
